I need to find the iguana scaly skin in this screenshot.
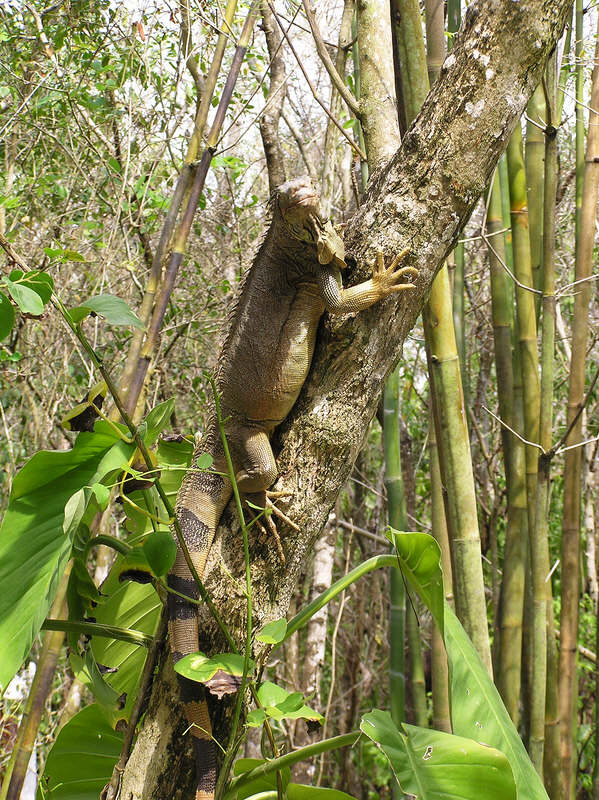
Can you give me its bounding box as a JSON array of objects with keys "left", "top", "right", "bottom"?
[{"left": 168, "top": 176, "right": 417, "bottom": 800}]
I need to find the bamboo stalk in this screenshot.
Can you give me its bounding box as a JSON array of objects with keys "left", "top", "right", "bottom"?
[
  {"left": 394, "top": 0, "right": 491, "bottom": 673},
  {"left": 528, "top": 52, "right": 557, "bottom": 776},
  {"left": 487, "top": 171, "right": 527, "bottom": 722},
  {"left": 384, "top": 370, "right": 407, "bottom": 732},
  {"left": 506, "top": 122, "right": 541, "bottom": 541},
  {"left": 321, "top": 0, "right": 355, "bottom": 216},
  {"left": 559, "top": 12, "right": 599, "bottom": 796},
  {"left": 525, "top": 83, "right": 546, "bottom": 305},
  {"left": 429, "top": 414, "right": 452, "bottom": 734},
  {"left": 1, "top": 564, "right": 71, "bottom": 800},
  {"left": 423, "top": 268, "right": 492, "bottom": 674},
  {"left": 126, "top": 2, "right": 260, "bottom": 410}
]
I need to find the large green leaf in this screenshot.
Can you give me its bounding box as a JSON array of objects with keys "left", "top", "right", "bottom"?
[
  {"left": 70, "top": 294, "right": 144, "bottom": 328},
  {"left": 0, "top": 424, "right": 134, "bottom": 690},
  {"left": 387, "top": 531, "right": 548, "bottom": 800},
  {"left": 91, "top": 567, "right": 161, "bottom": 720},
  {"left": 230, "top": 760, "right": 355, "bottom": 800},
  {"left": 360, "top": 709, "right": 515, "bottom": 800},
  {"left": 3, "top": 276, "right": 43, "bottom": 315},
  {"left": 287, "top": 788, "right": 356, "bottom": 799},
  {"left": 445, "top": 605, "right": 549, "bottom": 800},
  {"left": 386, "top": 529, "right": 444, "bottom": 633},
  {"left": 37, "top": 704, "right": 122, "bottom": 800},
  {"left": 232, "top": 759, "right": 290, "bottom": 800},
  {"left": 0, "top": 290, "right": 15, "bottom": 339}
]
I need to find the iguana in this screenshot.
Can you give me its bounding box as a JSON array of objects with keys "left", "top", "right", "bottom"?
[{"left": 168, "top": 176, "right": 417, "bottom": 800}]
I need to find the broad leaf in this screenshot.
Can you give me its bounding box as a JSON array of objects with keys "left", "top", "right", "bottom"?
[
  {"left": 143, "top": 530, "right": 176, "bottom": 576},
  {"left": 91, "top": 565, "right": 161, "bottom": 720},
  {"left": 255, "top": 681, "right": 323, "bottom": 724},
  {"left": 256, "top": 618, "right": 287, "bottom": 644},
  {"left": 389, "top": 531, "right": 548, "bottom": 800},
  {"left": 386, "top": 529, "right": 444, "bottom": 634},
  {"left": 232, "top": 758, "right": 290, "bottom": 800},
  {"left": 37, "top": 704, "right": 122, "bottom": 800},
  {"left": 0, "top": 290, "right": 15, "bottom": 338},
  {"left": 175, "top": 652, "right": 254, "bottom": 683},
  {"left": 195, "top": 452, "right": 213, "bottom": 469},
  {"left": 70, "top": 294, "right": 144, "bottom": 328},
  {"left": 0, "top": 424, "right": 134, "bottom": 690},
  {"left": 360, "top": 709, "right": 516, "bottom": 800},
  {"left": 3, "top": 277, "right": 43, "bottom": 315},
  {"left": 8, "top": 269, "right": 53, "bottom": 303},
  {"left": 287, "top": 787, "right": 357, "bottom": 799},
  {"left": 143, "top": 398, "right": 175, "bottom": 445},
  {"left": 445, "top": 604, "right": 549, "bottom": 800}
]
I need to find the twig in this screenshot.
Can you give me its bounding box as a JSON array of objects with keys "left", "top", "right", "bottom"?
[
  {"left": 301, "top": 0, "right": 360, "bottom": 118},
  {"left": 482, "top": 405, "right": 545, "bottom": 452},
  {"left": 551, "top": 366, "right": 599, "bottom": 454},
  {"left": 482, "top": 233, "right": 543, "bottom": 295},
  {"left": 268, "top": 1, "right": 365, "bottom": 161}
]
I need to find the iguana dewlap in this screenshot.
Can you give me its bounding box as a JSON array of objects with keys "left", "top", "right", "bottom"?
[{"left": 168, "top": 176, "right": 417, "bottom": 800}]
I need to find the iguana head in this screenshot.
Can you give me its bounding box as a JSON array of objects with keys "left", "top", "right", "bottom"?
[{"left": 275, "top": 177, "right": 346, "bottom": 268}]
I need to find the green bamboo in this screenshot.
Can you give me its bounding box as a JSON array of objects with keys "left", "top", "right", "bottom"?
[
  {"left": 423, "top": 267, "right": 492, "bottom": 674},
  {"left": 506, "top": 124, "right": 541, "bottom": 541},
  {"left": 559, "top": 11, "right": 599, "bottom": 795},
  {"left": 540, "top": 53, "right": 561, "bottom": 797},
  {"left": 446, "top": 0, "right": 461, "bottom": 45},
  {"left": 487, "top": 171, "right": 527, "bottom": 723},
  {"left": 451, "top": 243, "right": 467, "bottom": 406},
  {"left": 390, "top": 0, "right": 428, "bottom": 128},
  {"left": 384, "top": 370, "right": 407, "bottom": 731},
  {"left": 384, "top": 374, "right": 427, "bottom": 734},
  {"left": 525, "top": 83, "right": 546, "bottom": 304},
  {"left": 424, "top": 0, "right": 454, "bottom": 730},
  {"left": 429, "top": 415, "right": 452, "bottom": 733},
  {"left": 395, "top": 0, "right": 491, "bottom": 673},
  {"left": 528, "top": 53, "right": 557, "bottom": 776},
  {"left": 1, "top": 566, "right": 71, "bottom": 800},
  {"left": 445, "top": 0, "right": 467, "bottom": 403}
]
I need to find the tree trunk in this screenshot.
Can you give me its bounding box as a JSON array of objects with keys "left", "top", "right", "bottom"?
[{"left": 118, "top": 2, "right": 573, "bottom": 796}]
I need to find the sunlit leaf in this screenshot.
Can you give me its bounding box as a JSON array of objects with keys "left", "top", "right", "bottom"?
[
  {"left": 256, "top": 618, "right": 287, "bottom": 644},
  {"left": 70, "top": 294, "right": 143, "bottom": 328},
  {"left": 143, "top": 530, "right": 176, "bottom": 576},
  {"left": 360, "top": 709, "right": 516, "bottom": 800},
  {"left": 0, "top": 425, "right": 134, "bottom": 690},
  {"left": 0, "top": 291, "right": 15, "bottom": 339},
  {"left": 3, "top": 277, "right": 43, "bottom": 315},
  {"left": 37, "top": 704, "right": 122, "bottom": 800}
]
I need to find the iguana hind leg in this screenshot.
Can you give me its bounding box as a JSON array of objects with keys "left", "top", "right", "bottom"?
[{"left": 230, "top": 425, "right": 295, "bottom": 562}]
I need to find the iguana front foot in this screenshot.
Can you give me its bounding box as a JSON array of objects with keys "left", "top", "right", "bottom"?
[{"left": 372, "top": 249, "right": 419, "bottom": 296}]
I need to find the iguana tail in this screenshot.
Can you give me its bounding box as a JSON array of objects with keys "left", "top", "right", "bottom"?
[{"left": 168, "top": 434, "right": 232, "bottom": 800}]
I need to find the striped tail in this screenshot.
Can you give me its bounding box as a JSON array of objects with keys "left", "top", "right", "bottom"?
[{"left": 168, "top": 438, "right": 231, "bottom": 800}]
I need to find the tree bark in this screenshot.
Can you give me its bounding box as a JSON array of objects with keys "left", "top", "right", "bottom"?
[{"left": 118, "top": 1, "right": 573, "bottom": 797}]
